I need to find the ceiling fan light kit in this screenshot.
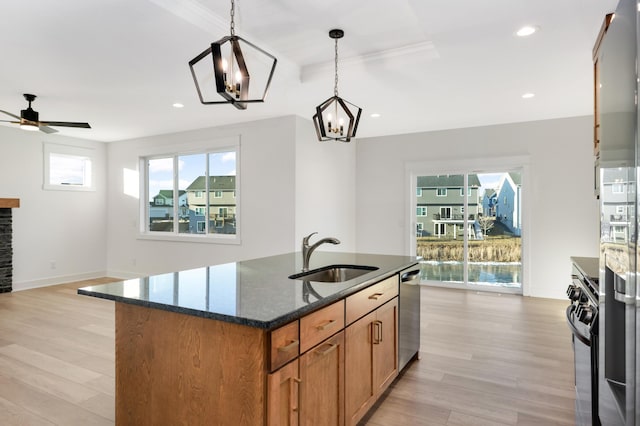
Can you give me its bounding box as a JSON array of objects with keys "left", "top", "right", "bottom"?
[
  {"left": 0, "top": 94, "right": 91, "bottom": 134},
  {"left": 188, "top": 0, "right": 277, "bottom": 110},
  {"left": 313, "top": 29, "right": 362, "bottom": 143}
]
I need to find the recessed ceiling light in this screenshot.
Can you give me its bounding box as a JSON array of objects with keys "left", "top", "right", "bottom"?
[
  {"left": 522, "top": 93, "right": 535, "bottom": 99},
  {"left": 370, "top": 113, "right": 381, "bottom": 118},
  {"left": 516, "top": 26, "right": 538, "bottom": 37},
  {"left": 172, "top": 103, "right": 184, "bottom": 108}
]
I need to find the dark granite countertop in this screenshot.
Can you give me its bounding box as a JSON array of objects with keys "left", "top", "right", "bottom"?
[{"left": 78, "top": 251, "right": 419, "bottom": 330}]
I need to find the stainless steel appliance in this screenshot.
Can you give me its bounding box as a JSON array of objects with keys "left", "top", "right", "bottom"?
[
  {"left": 597, "top": 0, "right": 638, "bottom": 424},
  {"left": 567, "top": 257, "right": 600, "bottom": 425},
  {"left": 398, "top": 266, "right": 420, "bottom": 370}
]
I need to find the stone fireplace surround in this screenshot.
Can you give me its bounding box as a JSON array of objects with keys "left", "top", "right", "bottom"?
[{"left": 0, "top": 198, "right": 19, "bottom": 293}]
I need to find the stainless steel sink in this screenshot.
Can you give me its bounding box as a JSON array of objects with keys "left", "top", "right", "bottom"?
[{"left": 289, "top": 264, "right": 379, "bottom": 282}]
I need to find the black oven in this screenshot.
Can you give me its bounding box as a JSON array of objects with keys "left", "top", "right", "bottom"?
[{"left": 567, "top": 259, "right": 600, "bottom": 426}]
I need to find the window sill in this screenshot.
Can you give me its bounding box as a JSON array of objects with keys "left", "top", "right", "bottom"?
[{"left": 137, "top": 232, "right": 241, "bottom": 245}]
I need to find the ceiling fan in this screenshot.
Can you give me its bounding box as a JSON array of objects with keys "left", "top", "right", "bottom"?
[{"left": 0, "top": 94, "right": 91, "bottom": 134}]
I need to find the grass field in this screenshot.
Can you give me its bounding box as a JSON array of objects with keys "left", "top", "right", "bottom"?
[{"left": 417, "top": 236, "right": 521, "bottom": 262}]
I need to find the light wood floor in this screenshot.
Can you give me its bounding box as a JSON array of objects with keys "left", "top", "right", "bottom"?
[{"left": 0, "top": 280, "right": 574, "bottom": 425}]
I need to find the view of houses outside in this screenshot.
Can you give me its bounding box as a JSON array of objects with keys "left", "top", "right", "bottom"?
[
  {"left": 147, "top": 151, "right": 237, "bottom": 234},
  {"left": 416, "top": 172, "right": 522, "bottom": 289}
]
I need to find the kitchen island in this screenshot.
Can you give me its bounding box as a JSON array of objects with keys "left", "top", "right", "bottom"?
[{"left": 79, "top": 251, "right": 419, "bottom": 425}]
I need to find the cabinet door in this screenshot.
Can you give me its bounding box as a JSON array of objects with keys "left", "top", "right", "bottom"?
[
  {"left": 299, "top": 331, "right": 345, "bottom": 426},
  {"left": 268, "top": 359, "right": 300, "bottom": 426},
  {"left": 373, "top": 298, "right": 398, "bottom": 394},
  {"left": 345, "top": 310, "right": 376, "bottom": 425}
]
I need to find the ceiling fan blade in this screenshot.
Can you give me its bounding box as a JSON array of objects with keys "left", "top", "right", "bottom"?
[
  {"left": 0, "top": 110, "right": 21, "bottom": 120},
  {"left": 38, "top": 125, "right": 58, "bottom": 134},
  {"left": 39, "top": 121, "right": 91, "bottom": 129}
]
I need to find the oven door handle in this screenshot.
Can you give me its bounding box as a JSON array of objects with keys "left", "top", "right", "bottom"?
[{"left": 566, "top": 305, "right": 591, "bottom": 346}]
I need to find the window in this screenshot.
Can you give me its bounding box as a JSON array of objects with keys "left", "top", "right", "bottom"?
[
  {"left": 612, "top": 183, "right": 625, "bottom": 194},
  {"left": 434, "top": 223, "right": 446, "bottom": 235},
  {"left": 416, "top": 188, "right": 423, "bottom": 197},
  {"left": 440, "top": 207, "right": 452, "bottom": 219},
  {"left": 143, "top": 145, "right": 239, "bottom": 242},
  {"left": 416, "top": 207, "right": 427, "bottom": 216},
  {"left": 43, "top": 142, "right": 95, "bottom": 191},
  {"left": 436, "top": 188, "right": 447, "bottom": 196},
  {"left": 616, "top": 205, "right": 626, "bottom": 214},
  {"left": 156, "top": 198, "right": 164, "bottom": 205}
]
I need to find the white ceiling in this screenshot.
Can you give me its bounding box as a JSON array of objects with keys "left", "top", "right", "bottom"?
[{"left": 0, "top": 0, "right": 618, "bottom": 142}]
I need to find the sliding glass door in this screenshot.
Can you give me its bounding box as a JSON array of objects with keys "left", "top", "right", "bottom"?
[{"left": 415, "top": 171, "right": 522, "bottom": 292}]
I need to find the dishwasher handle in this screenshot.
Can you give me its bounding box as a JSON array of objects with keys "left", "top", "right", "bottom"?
[{"left": 401, "top": 269, "right": 420, "bottom": 283}]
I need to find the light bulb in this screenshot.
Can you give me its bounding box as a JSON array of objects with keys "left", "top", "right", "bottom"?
[
  {"left": 222, "top": 58, "right": 228, "bottom": 72},
  {"left": 235, "top": 71, "right": 242, "bottom": 84}
]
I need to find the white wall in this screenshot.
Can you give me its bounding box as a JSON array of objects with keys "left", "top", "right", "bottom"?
[
  {"left": 355, "top": 116, "right": 600, "bottom": 299},
  {"left": 106, "top": 116, "right": 301, "bottom": 277},
  {"left": 0, "top": 126, "right": 108, "bottom": 290},
  {"left": 294, "top": 116, "right": 357, "bottom": 252}
]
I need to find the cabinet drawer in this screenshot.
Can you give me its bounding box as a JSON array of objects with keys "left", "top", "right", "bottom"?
[
  {"left": 270, "top": 320, "right": 300, "bottom": 371},
  {"left": 300, "top": 300, "right": 345, "bottom": 354},
  {"left": 346, "top": 275, "right": 398, "bottom": 325}
]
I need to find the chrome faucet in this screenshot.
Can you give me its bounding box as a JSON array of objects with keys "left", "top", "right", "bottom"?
[{"left": 301, "top": 232, "right": 340, "bottom": 271}]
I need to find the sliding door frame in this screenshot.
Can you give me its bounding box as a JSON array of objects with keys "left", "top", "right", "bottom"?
[{"left": 405, "top": 156, "right": 531, "bottom": 296}]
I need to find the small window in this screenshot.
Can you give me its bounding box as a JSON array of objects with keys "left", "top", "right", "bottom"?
[
  {"left": 156, "top": 198, "right": 164, "bottom": 205},
  {"left": 612, "top": 183, "right": 625, "bottom": 194},
  {"left": 416, "top": 207, "right": 427, "bottom": 216},
  {"left": 616, "top": 206, "right": 626, "bottom": 214},
  {"left": 214, "top": 191, "right": 223, "bottom": 198},
  {"left": 416, "top": 188, "right": 423, "bottom": 197},
  {"left": 195, "top": 191, "right": 204, "bottom": 198},
  {"left": 195, "top": 207, "right": 206, "bottom": 215},
  {"left": 43, "top": 143, "right": 95, "bottom": 191},
  {"left": 436, "top": 188, "right": 447, "bottom": 196}
]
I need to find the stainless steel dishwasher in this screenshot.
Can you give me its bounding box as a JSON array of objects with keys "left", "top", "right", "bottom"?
[{"left": 398, "top": 265, "right": 421, "bottom": 371}]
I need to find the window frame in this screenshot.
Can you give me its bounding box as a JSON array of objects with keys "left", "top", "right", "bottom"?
[
  {"left": 436, "top": 188, "right": 447, "bottom": 196},
  {"left": 43, "top": 142, "right": 96, "bottom": 192},
  {"left": 139, "top": 137, "right": 240, "bottom": 245}
]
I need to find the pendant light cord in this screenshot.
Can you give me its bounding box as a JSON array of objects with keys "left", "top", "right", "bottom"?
[
  {"left": 334, "top": 37, "right": 339, "bottom": 97},
  {"left": 230, "top": 0, "right": 235, "bottom": 36}
]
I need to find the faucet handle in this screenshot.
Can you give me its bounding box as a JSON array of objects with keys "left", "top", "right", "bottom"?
[{"left": 303, "top": 232, "right": 318, "bottom": 245}]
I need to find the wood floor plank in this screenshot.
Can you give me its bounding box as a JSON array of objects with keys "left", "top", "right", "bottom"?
[{"left": 0, "top": 279, "right": 575, "bottom": 426}]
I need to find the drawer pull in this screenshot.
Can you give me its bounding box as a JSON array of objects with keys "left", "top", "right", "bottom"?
[
  {"left": 316, "top": 343, "right": 338, "bottom": 356},
  {"left": 277, "top": 340, "right": 300, "bottom": 353},
  {"left": 316, "top": 319, "right": 337, "bottom": 331},
  {"left": 368, "top": 292, "right": 384, "bottom": 300}
]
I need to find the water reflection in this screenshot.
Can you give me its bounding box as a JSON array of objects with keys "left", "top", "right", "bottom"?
[{"left": 420, "top": 261, "right": 521, "bottom": 288}]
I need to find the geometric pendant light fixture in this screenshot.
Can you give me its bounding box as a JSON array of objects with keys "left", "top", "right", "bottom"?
[
  {"left": 188, "top": 0, "right": 277, "bottom": 110},
  {"left": 312, "top": 29, "right": 362, "bottom": 142}
]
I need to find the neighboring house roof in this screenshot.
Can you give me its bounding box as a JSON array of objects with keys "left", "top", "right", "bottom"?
[
  {"left": 484, "top": 189, "right": 497, "bottom": 198},
  {"left": 156, "top": 190, "right": 186, "bottom": 199},
  {"left": 508, "top": 173, "right": 522, "bottom": 186},
  {"left": 187, "top": 176, "right": 236, "bottom": 191},
  {"left": 417, "top": 174, "right": 480, "bottom": 188}
]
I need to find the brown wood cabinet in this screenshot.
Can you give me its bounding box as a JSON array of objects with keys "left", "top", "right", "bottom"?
[
  {"left": 268, "top": 359, "right": 300, "bottom": 426},
  {"left": 299, "top": 331, "right": 345, "bottom": 425},
  {"left": 593, "top": 13, "right": 614, "bottom": 158},
  {"left": 345, "top": 298, "right": 399, "bottom": 426},
  {"left": 115, "top": 273, "right": 401, "bottom": 426}
]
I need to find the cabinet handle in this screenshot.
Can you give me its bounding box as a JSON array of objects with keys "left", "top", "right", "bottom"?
[
  {"left": 315, "top": 343, "right": 338, "bottom": 357},
  {"left": 373, "top": 320, "right": 383, "bottom": 344},
  {"left": 316, "top": 319, "right": 337, "bottom": 331},
  {"left": 289, "top": 377, "right": 301, "bottom": 417},
  {"left": 277, "top": 339, "right": 300, "bottom": 353},
  {"left": 368, "top": 292, "right": 384, "bottom": 300}
]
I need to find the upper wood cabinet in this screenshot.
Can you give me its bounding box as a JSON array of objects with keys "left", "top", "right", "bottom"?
[{"left": 593, "top": 13, "right": 614, "bottom": 158}]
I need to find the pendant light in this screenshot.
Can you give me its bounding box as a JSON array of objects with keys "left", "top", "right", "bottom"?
[
  {"left": 188, "top": 0, "right": 277, "bottom": 110},
  {"left": 312, "top": 29, "right": 362, "bottom": 142}
]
